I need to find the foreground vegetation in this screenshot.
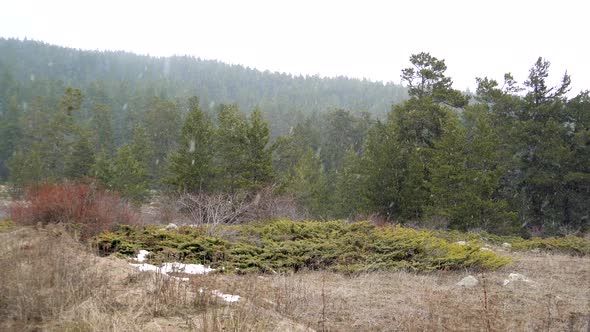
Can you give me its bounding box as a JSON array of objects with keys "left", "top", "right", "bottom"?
[
  {"left": 96, "top": 220, "right": 512, "bottom": 273},
  {"left": 2, "top": 224, "right": 589, "bottom": 331},
  {"left": 2, "top": 183, "right": 589, "bottom": 331}
]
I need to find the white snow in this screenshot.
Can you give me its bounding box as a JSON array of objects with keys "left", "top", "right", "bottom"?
[
  {"left": 212, "top": 289, "right": 241, "bottom": 303},
  {"left": 136, "top": 250, "right": 150, "bottom": 262},
  {"left": 129, "top": 250, "right": 239, "bottom": 302},
  {"left": 161, "top": 262, "right": 215, "bottom": 275},
  {"left": 130, "top": 263, "right": 160, "bottom": 272},
  {"left": 131, "top": 250, "right": 214, "bottom": 275}
]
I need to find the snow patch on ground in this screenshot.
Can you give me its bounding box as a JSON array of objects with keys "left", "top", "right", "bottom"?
[
  {"left": 136, "top": 250, "right": 150, "bottom": 262},
  {"left": 129, "top": 250, "right": 239, "bottom": 302},
  {"left": 129, "top": 262, "right": 215, "bottom": 275},
  {"left": 212, "top": 289, "right": 241, "bottom": 303}
]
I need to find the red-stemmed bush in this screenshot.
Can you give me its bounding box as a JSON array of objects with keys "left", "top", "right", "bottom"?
[{"left": 10, "top": 183, "right": 139, "bottom": 238}]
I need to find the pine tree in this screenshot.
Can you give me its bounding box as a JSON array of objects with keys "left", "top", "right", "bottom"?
[
  {"left": 89, "top": 102, "right": 114, "bottom": 156},
  {"left": 166, "top": 96, "right": 215, "bottom": 192},
  {"left": 0, "top": 95, "right": 22, "bottom": 180},
  {"left": 110, "top": 145, "right": 150, "bottom": 204},
  {"left": 244, "top": 108, "right": 273, "bottom": 190},
  {"left": 215, "top": 104, "right": 249, "bottom": 191},
  {"left": 65, "top": 132, "right": 95, "bottom": 180},
  {"left": 286, "top": 149, "right": 331, "bottom": 218},
  {"left": 333, "top": 149, "right": 369, "bottom": 218},
  {"left": 428, "top": 109, "right": 517, "bottom": 233}
]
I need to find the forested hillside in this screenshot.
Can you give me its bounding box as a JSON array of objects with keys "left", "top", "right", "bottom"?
[
  {"left": 0, "top": 39, "right": 588, "bottom": 237},
  {"left": 0, "top": 38, "right": 407, "bottom": 137}
]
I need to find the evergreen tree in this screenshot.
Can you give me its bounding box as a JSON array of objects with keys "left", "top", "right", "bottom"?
[
  {"left": 7, "top": 145, "right": 45, "bottom": 189},
  {"left": 286, "top": 149, "right": 331, "bottom": 218},
  {"left": 109, "top": 145, "right": 149, "bottom": 204},
  {"left": 333, "top": 149, "right": 369, "bottom": 218},
  {"left": 65, "top": 132, "right": 95, "bottom": 180},
  {"left": 215, "top": 104, "right": 249, "bottom": 191},
  {"left": 166, "top": 96, "right": 215, "bottom": 192},
  {"left": 244, "top": 107, "right": 273, "bottom": 190},
  {"left": 0, "top": 96, "right": 22, "bottom": 180},
  {"left": 89, "top": 102, "right": 114, "bottom": 156},
  {"left": 428, "top": 108, "right": 517, "bottom": 233}
]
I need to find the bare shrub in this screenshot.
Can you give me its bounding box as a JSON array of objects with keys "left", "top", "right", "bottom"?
[
  {"left": 10, "top": 183, "right": 139, "bottom": 238},
  {"left": 177, "top": 185, "right": 306, "bottom": 231}
]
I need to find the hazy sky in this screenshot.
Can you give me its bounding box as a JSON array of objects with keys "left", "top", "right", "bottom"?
[{"left": 1, "top": 0, "right": 589, "bottom": 95}]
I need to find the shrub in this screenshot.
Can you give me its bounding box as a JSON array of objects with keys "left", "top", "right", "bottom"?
[
  {"left": 10, "top": 183, "right": 139, "bottom": 238},
  {"left": 431, "top": 230, "right": 590, "bottom": 255},
  {"left": 95, "top": 220, "right": 512, "bottom": 273}
]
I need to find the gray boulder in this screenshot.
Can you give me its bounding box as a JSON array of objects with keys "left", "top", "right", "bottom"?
[{"left": 457, "top": 275, "right": 479, "bottom": 287}]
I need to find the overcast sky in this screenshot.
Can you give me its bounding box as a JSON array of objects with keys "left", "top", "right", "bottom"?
[{"left": 1, "top": 0, "right": 589, "bottom": 95}]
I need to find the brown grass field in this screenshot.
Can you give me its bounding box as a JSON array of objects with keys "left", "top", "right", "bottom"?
[{"left": 1, "top": 223, "right": 589, "bottom": 332}]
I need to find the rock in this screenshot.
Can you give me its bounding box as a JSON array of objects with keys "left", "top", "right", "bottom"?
[
  {"left": 457, "top": 275, "right": 479, "bottom": 287},
  {"left": 454, "top": 241, "right": 467, "bottom": 246},
  {"left": 502, "top": 242, "right": 512, "bottom": 248},
  {"left": 503, "top": 273, "right": 534, "bottom": 286},
  {"left": 508, "top": 273, "right": 528, "bottom": 281},
  {"left": 165, "top": 223, "right": 178, "bottom": 230},
  {"left": 480, "top": 247, "right": 492, "bottom": 251}
]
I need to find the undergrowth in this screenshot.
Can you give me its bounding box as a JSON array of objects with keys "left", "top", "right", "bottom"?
[
  {"left": 95, "top": 220, "right": 511, "bottom": 273},
  {"left": 434, "top": 230, "right": 590, "bottom": 255},
  {"left": 0, "top": 219, "right": 14, "bottom": 232},
  {"left": 10, "top": 183, "right": 139, "bottom": 238}
]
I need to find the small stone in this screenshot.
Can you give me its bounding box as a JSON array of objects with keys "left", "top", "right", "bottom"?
[
  {"left": 457, "top": 275, "right": 479, "bottom": 287},
  {"left": 454, "top": 241, "right": 467, "bottom": 246},
  {"left": 480, "top": 247, "right": 492, "bottom": 251},
  {"left": 502, "top": 242, "right": 512, "bottom": 248},
  {"left": 508, "top": 273, "right": 528, "bottom": 281},
  {"left": 503, "top": 273, "right": 535, "bottom": 286},
  {"left": 165, "top": 223, "right": 178, "bottom": 230}
]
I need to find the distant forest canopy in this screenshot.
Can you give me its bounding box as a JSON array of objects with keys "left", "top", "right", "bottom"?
[
  {"left": 0, "top": 38, "right": 408, "bottom": 137},
  {"left": 0, "top": 38, "right": 589, "bottom": 237}
]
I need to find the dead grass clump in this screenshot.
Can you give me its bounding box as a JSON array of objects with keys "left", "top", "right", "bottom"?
[
  {"left": 0, "top": 226, "right": 110, "bottom": 329},
  {"left": 0, "top": 225, "right": 274, "bottom": 331},
  {"left": 10, "top": 183, "right": 139, "bottom": 238}
]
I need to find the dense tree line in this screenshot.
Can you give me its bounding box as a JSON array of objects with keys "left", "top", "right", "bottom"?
[
  {"left": 0, "top": 39, "right": 588, "bottom": 236},
  {"left": 0, "top": 38, "right": 407, "bottom": 139}
]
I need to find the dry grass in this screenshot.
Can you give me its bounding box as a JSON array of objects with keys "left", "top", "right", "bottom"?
[
  {"left": 1, "top": 225, "right": 589, "bottom": 331},
  {"left": 0, "top": 226, "right": 272, "bottom": 331}
]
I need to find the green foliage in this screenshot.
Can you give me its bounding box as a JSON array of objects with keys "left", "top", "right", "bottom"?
[
  {"left": 284, "top": 150, "right": 332, "bottom": 218},
  {"left": 166, "top": 96, "right": 215, "bottom": 192},
  {"left": 243, "top": 108, "right": 274, "bottom": 190},
  {"left": 428, "top": 107, "right": 517, "bottom": 233},
  {"left": 95, "top": 220, "right": 512, "bottom": 273},
  {"left": 109, "top": 145, "right": 150, "bottom": 204},
  {"left": 432, "top": 230, "right": 590, "bottom": 256},
  {"left": 92, "top": 145, "right": 150, "bottom": 204},
  {"left": 507, "top": 236, "right": 590, "bottom": 255},
  {"left": 0, "top": 96, "right": 23, "bottom": 180},
  {"left": 89, "top": 102, "right": 114, "bottom": 156},
  {"left": 333, "top": 149, "right": 369, "bottom": 218},
  {"left": 143, "top": 97, "right": 182, "bottom": 183},
  {"left": 215, "top": 104, "right": 250, "bottom": 191},
  {"left": 65, "top": 132, "right": 95, "bottom": 180},
  {"left": 214, "top": 104, "right": 274, "bottom": 192},
  {"left": 401, "top": 52, "right": 468, "bottom": 107},
  {"left": 0, "top": 220, "right": 15, "bottom": 232}
]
